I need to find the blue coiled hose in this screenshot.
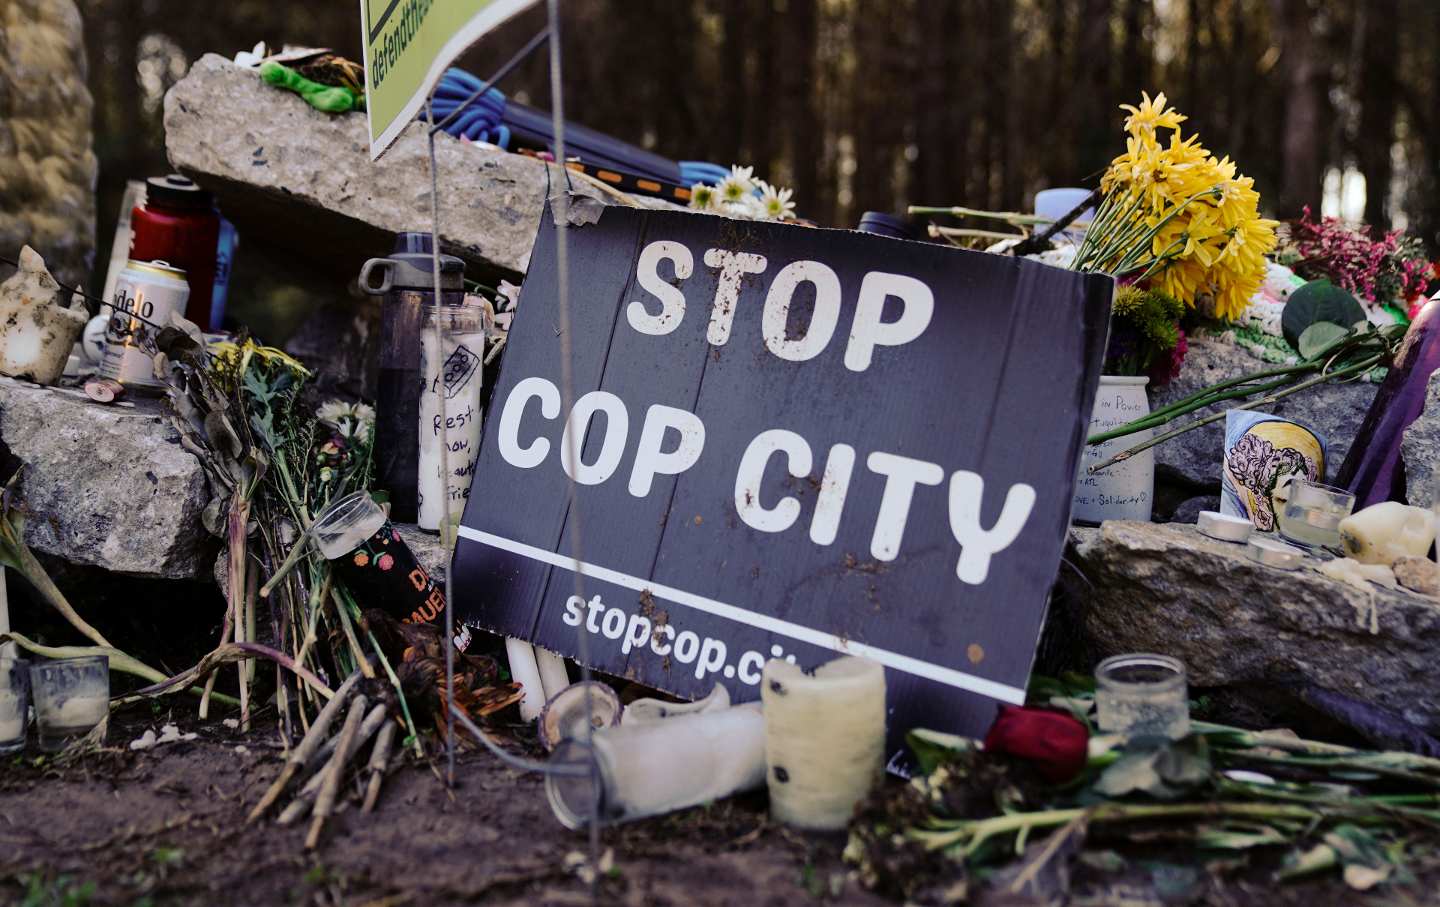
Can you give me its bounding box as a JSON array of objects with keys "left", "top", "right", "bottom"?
[{"left": 431, "top": 67, "right": 726, "bottom": 189}]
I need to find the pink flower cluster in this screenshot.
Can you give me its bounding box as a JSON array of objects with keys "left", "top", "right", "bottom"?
[{"left": 1286, "top": 207, "right": 1434, "bottom": 309}]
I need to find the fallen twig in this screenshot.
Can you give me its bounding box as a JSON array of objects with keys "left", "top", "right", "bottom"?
[
  {"left": 307, "top": 695, "right": 369, "bottom": 849},
  {"left": 363, "top": 722, "right": 397, "bottom": 814},
  {"left": 248, "top": 670, "right": 361, "bottom": 823}
]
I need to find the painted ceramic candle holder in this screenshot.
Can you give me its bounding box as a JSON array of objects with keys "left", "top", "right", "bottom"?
[{"left": 1221, "top": 411, "right": 1326, "bottom": 532}]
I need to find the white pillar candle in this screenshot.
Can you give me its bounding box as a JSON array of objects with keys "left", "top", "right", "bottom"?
[
  {"left": 417, "top": 309, "right": 486, "bottom": 533},
  {"left": 762, "top": 655, "right": 886, "bottom": 831},
  {"left": 505, "top": 637, "right": 547, "bottom": 721},
  {"left": 534, "top": 646, "right": 570, "bottom": 700}
]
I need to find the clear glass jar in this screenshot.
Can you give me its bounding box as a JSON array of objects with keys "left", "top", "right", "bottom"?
[
  {"left": 0, "top": 658, "right": 30, "bottom": 754},
  {"left": 1094, "top": 653, "right": 1189, "bottom": 740},
  {"left": 546, "top": 704, "right": 766, "bottom": 829},
  {"left": 418, "top": 304, "right": 486, "bottom": 533},
  {"left": 31, "top": 655, "right": 109, "bottom": 752}
]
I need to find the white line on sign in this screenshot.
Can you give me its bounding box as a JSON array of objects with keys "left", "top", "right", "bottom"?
[{"left": 456, "top": 526, "right": 1028, "bottom": 704}]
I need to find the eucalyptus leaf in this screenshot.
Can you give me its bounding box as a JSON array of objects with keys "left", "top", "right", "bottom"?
[
  {"left": 1297, "top": 321, "right": 1349, "bottom": 360},
  {"left": 1281, "top": 280, "right": 1367, "bottom": 351}
]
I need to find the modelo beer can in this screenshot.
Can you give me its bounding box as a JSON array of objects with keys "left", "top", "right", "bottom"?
[{"left": 99, "top": 259, "right": 189, "bottom": 391}]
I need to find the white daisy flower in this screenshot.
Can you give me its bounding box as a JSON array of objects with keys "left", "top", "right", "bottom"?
[
  {"left": 717, "top": 165, "right": 756, "bottom": 205},
  {"left": 316, "top": 400, "right": 351, "bottom": 427},
  {"left": 689, "top": 182, "right": 719, "bottom": 211},
  {"left": 756, "top": 180, "right": 797, "bottom": 221},
  {"left": 317, "top": 400, "right": 376, "bottom": 443}
]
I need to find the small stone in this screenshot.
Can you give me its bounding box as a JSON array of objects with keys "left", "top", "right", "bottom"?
[{"left": 1394, "top": 556, "right": 1440, "bottom": 596}]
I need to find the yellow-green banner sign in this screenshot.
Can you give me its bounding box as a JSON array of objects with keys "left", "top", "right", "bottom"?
[{"left": 360, "top": 0, "right": 538, "bottom": 159}]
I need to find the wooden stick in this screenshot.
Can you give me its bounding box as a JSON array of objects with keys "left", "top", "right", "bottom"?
[
  {"left": 280, "top": 704, "right": 389, "bottom": 824},
  {"left": 307, "top": 696, "right": 368, "bottom": 849},
  {"left": 307, "top": 703, "right": 388, "bottom": 773},
  {"left": 247, "top": 670, "right": 362, "bottom": 823},
  {"left": 362, "top": 722, "right": 397, "bottom": 814}
]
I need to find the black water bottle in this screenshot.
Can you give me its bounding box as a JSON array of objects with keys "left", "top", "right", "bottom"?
[{"left": 358, "top": 233, "right": 466, "bottom": 523}]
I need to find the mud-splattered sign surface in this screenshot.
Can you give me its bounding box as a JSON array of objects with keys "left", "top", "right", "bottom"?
[{"left": 452, "top": 205, "right": 1113, "bottom": 744}]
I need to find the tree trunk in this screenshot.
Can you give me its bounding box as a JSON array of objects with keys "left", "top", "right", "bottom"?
[
  {"left": 1272, "top": 0, "right": 1326, "bottom": 218},
  {"left": 1356, "top": 0, "right": 1399, "bottom": 229}
]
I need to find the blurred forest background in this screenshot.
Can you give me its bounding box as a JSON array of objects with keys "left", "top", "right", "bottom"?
[{"left": 77, "top": 0, "right": 1440, "bottom": 332}]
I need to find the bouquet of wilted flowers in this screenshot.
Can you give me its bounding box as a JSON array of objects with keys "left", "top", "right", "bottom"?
[
  {"left": 1074, "top": 92, "right": 1279, "bottom": 322},
  {"left": 689, "top": 164, "right": 798, "bottom": 222}
]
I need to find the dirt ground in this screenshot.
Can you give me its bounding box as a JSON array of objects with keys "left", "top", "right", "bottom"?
[
  {"left": 0, "top": 707, "right": 878, "bottom": 907},
  {"left": 3, "top": 708, "right": 1439, "bottom": 906}
]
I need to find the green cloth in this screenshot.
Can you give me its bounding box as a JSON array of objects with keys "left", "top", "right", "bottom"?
[{"left": 259, "top": 61, "right": 364, "bottom": 114}]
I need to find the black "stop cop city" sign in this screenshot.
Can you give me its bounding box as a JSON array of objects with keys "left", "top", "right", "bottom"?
[{"left": 453, "top": 205, "right": 1112, "bottom": 742}]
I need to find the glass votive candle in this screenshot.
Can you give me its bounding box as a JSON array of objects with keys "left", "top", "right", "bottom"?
[
  {"left": 1277, "top": 479, "right": 1356, "bottom": 550},
  {"left": 1094, "top": 653, "right": 1190, "bottom": 740},
  {"left": 0, "top": 658, "right": 30, "bottom": 754},
  {"left": 31, "top": 656, "right": 109, "bottom": 752},
  {"left": 546, "top": 704, "right": 766, "bottom": 829}
]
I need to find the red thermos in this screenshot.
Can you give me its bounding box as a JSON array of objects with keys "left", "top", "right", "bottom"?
[{"left": 130, "top": 175, "right": 220, "bottom": 330}]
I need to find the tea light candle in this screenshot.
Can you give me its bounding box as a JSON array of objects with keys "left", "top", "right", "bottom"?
[
  {"left": 762, "top": 655, "right": 886, "bottom": 831},
  {"left": 1247, "top": 536, "right": 1305, "bottom": 570},
  {"left": 1197, "top": 510, "right": 1252, "bottom": 543}
]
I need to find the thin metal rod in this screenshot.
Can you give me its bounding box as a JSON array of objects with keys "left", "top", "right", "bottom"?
[
  {"left": 545, "top": 0, "right": 604, "bottom": 876},
  {"left": 425, "top": 99, "right": 456, "bottom": 789},
  {"left": 428, "top": 27, "right": 551, "bottom": 136},
  {"left": 450, "top": 704, "right": 587, "bottom": 776}
]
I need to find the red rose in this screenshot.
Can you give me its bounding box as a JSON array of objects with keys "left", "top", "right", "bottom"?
[{"left": 982, "top": 705, "right": 1089, "bottom": 783}]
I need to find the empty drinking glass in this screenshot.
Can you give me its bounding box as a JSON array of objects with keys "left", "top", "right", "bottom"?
[
  {"left": 0, "top": 658, "right": 29, "bottom": 754},
  {"left": 31, "top": 656, "right": 109, "bottom": 752}
]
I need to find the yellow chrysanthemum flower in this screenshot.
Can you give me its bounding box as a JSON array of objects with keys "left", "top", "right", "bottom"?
[
  {"left": 1075, "top": 92, "right": 1277, "bottom": 321},
  {"left": 1120, "top": 91, "right": 1187, "bottom": 136}
]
